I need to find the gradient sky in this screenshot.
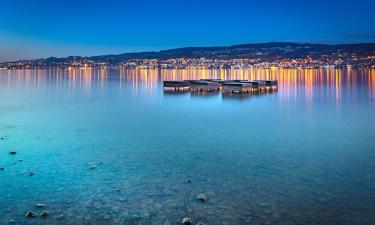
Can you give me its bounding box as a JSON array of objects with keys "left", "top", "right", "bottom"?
[{"left": 0, "top": 0, "right": 374, "bottom": 62}]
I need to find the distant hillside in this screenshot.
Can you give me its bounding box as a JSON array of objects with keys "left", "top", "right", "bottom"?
[
  {"left": 86, "top": 42, "right": 375, "bottom": 62},
  {"left": 2, "top": 42, "right": 375, "bottom": 65}
]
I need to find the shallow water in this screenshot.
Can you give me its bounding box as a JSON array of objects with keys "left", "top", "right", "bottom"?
[{"left": 0, "top": 68, "right": 375, "bottom": 225}]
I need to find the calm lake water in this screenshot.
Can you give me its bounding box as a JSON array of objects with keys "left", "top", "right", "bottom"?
[{"left": 0, "top": 69, "right": 375, "bottom": 225}]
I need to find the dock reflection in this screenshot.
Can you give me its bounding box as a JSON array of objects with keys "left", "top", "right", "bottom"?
[
  {"left": 222, "top": 92, "right": 253, "bottom": 100},
  {"left": 190, "top": 91, "right": 219, "bottom": 98}
]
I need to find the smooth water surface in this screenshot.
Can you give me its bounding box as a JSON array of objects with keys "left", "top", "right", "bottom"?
[{"left": 1, "top": 69, "right": 375, "bottom": 225}]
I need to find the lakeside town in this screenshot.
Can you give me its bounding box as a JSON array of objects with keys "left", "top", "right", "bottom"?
[
  {"left": 1, "top": 43, "right": 375, "bottom": 70},
  {"left": 2, "top": 55, "right": 375, "bottom": 70}
]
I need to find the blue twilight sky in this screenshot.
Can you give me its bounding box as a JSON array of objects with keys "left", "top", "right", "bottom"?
[{"left": 0, "top": 0, "right": 374, "bottom": 62}]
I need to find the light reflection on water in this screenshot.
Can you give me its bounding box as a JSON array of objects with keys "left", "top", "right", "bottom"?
[
  {"left": 0, "top": 69, "right": 375, "bottom": 225},
  {"left": 3, "top": 68, "right": 375, "bottom": 90}
]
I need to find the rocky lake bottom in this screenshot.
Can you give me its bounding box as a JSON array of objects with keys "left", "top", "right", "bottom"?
[{"left": 1, "top": 69, "right": 375, "bottom": 225}]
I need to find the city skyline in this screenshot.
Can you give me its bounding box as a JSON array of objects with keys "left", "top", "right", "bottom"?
[{"left": 1, "top": 0, "right": 375, "bottom": 62}]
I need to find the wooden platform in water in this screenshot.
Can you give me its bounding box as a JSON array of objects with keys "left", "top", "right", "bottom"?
[
  {"left": 163, "top": 79, "right": 278, "bottom": 93},
  {"left": 163, "top": 80, "right": 190, "bottom": 91},
  {"left": 226, "top": 79, "right": 248, "bottom": 82},
  {"left": 254, "top": 80, "right": 278, "bottom": 89},
  {"left": 190, "top": 80, "right": 220, "bottom": 91},
  {"left": 246, "top": 81, "right": 267, "bottom": 91},
  {"left": 200, "top": 79, "right": 223, "bottom": 86},
  {"left": 222, "top": 82, "right": 253, "bottom": 93}
]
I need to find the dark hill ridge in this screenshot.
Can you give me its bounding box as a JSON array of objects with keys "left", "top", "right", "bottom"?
[
  {"left": 2, "top": 42, "right": 375, "bottom": 65},
  {"left": 88, "top": 42, "right": 375, "bottom": 62}
]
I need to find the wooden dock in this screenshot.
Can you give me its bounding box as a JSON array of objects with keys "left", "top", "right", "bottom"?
[
  {"left": 163, "top": 80, "right": 190, "bottom": 91},
  {"left": 200, "top": 79, "right": 223, "bottom": 87},
  {"left": 222, "top": 82, "right": 253, "bottom": 93},
  {"left": 248, "top": 81, "right": 267, "bottom": 92},
  {"left": 190, "top": 80, "right": 220, "bottom": 91},
  {"left": 226, "top": 79, "right": 248, "bottom": 82},
  {"left": 254, "top": 80, "right": 278, "bottom": 89},
  {"left": 163, "top": 79, "right": 278, "bottom": 94}
]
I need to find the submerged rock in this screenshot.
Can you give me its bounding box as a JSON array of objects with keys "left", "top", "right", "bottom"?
[
  {"left": 9, "top": 152, "right": 16, "bottom": 155},
  {"left": 8, "top": 219, "right": 16, "bottom": 224},
  {"left": 196, "top": 222, "right": 206, "bottom": 225},
  {"left": 0, "top": 137, "right": 5, "bottom": 140},
  {"left": 89, "top": 162, "right": 102, "bottom": 170},
  {"left": 89, "top": 165, "right": 97, "bottom": 170},
  {"left": 0, "top": 167, "right": 4, "bottom": 170},
  {"left": 182, "top": 217, "right": 192, "bottom": 225},
  {"left": 27, "top": 172, "right": 34, "bottom": 177},
  {"left": 35, "top": 203, "right": 46, "bottom": 208},
  {"left": 196, "top": 193, "right": 207, "bottom": 202},
  {"left": 130, "top": 214, "right": 141, "bottom": 221},
  {"left": 118, "top": 197, "right": 127, "bottom": 202},
  {"left": 25, "top": 211, "right": 36, "bottom": 218},
  {"left": 57, "top": 214, "right": 64, "bottom": 220},
  {"left": 40, "top": 210, "right": 49, "bottom": 217}
]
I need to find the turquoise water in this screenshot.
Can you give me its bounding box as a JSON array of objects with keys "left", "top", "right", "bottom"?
[{"left": 0, "top": 69, "right": 375, "bottom": 225}]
